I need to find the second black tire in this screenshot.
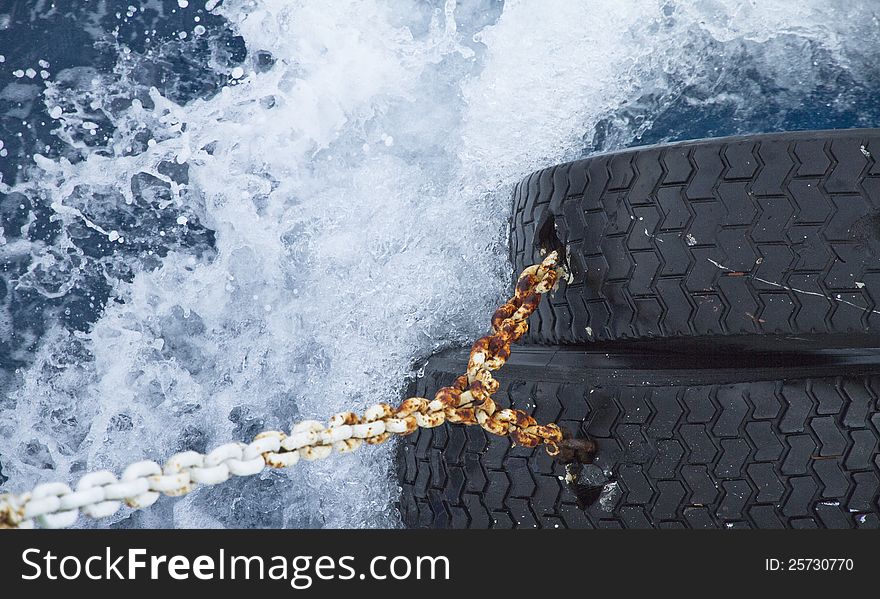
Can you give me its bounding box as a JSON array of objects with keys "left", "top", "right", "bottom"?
[
  {"left": 398, "top": 346, "right": 880, "bottom": 529},
  {"left": 512, "top": 128, "right": 880, "bottom": 350}
]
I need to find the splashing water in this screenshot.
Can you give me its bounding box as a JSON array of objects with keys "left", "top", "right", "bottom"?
[{"left": 0, "top": 0, "right": 878, "bottom": 527}]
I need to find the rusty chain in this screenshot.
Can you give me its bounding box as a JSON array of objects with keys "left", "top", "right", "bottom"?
[{"left": 0, "top": 251, "right": 591, "bottom": 529}]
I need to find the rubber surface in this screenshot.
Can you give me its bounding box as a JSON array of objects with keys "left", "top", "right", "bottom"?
[
  {"left": 511, "top": 129, "right": 880, "bottom": 349},
  {"left": 397, "top": 347, "right": 880, "bottom": 529}
]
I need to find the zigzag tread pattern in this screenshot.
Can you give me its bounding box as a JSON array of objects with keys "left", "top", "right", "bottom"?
[
  {"left": 511, "top": 129, "right": 880, "bottom": 345},
  {"left": 397, "top": 365, "right": 880, "bottom": 529}
]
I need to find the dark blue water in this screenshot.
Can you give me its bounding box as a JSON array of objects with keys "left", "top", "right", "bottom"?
[{"left": 0, "top": 1, "right": 236, "bottom": 379}]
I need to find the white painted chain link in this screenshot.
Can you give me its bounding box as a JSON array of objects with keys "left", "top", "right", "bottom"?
[
  {"left": 1, "top": 417, "right": 398, "bottom": 529},
  {"left": 0, "top": 252, "right": 567, "bottom": 529}
]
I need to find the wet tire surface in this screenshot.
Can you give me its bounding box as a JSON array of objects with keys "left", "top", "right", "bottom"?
[{"left": 512, "top": 129, "right": 880, "bottom": 350}]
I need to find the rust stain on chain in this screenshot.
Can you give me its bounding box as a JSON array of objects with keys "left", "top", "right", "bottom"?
[
  {"left": 0, "top": 494, "right": 26, "bottom": 529},
  {"left": 265, "top": 250, "right": 592, "bottom": 462}
]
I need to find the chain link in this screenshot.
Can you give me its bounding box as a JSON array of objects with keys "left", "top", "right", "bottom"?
[{"left": 0, "top": 251, "right": 565, "bottom": 529}]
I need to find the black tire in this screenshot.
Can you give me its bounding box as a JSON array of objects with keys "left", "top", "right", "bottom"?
[
  {"left": 511, "top": 129, "right": 880, "bottom": 350},
  {"left": 397, "top": 346, "right": 880, "bottom": 529}
]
